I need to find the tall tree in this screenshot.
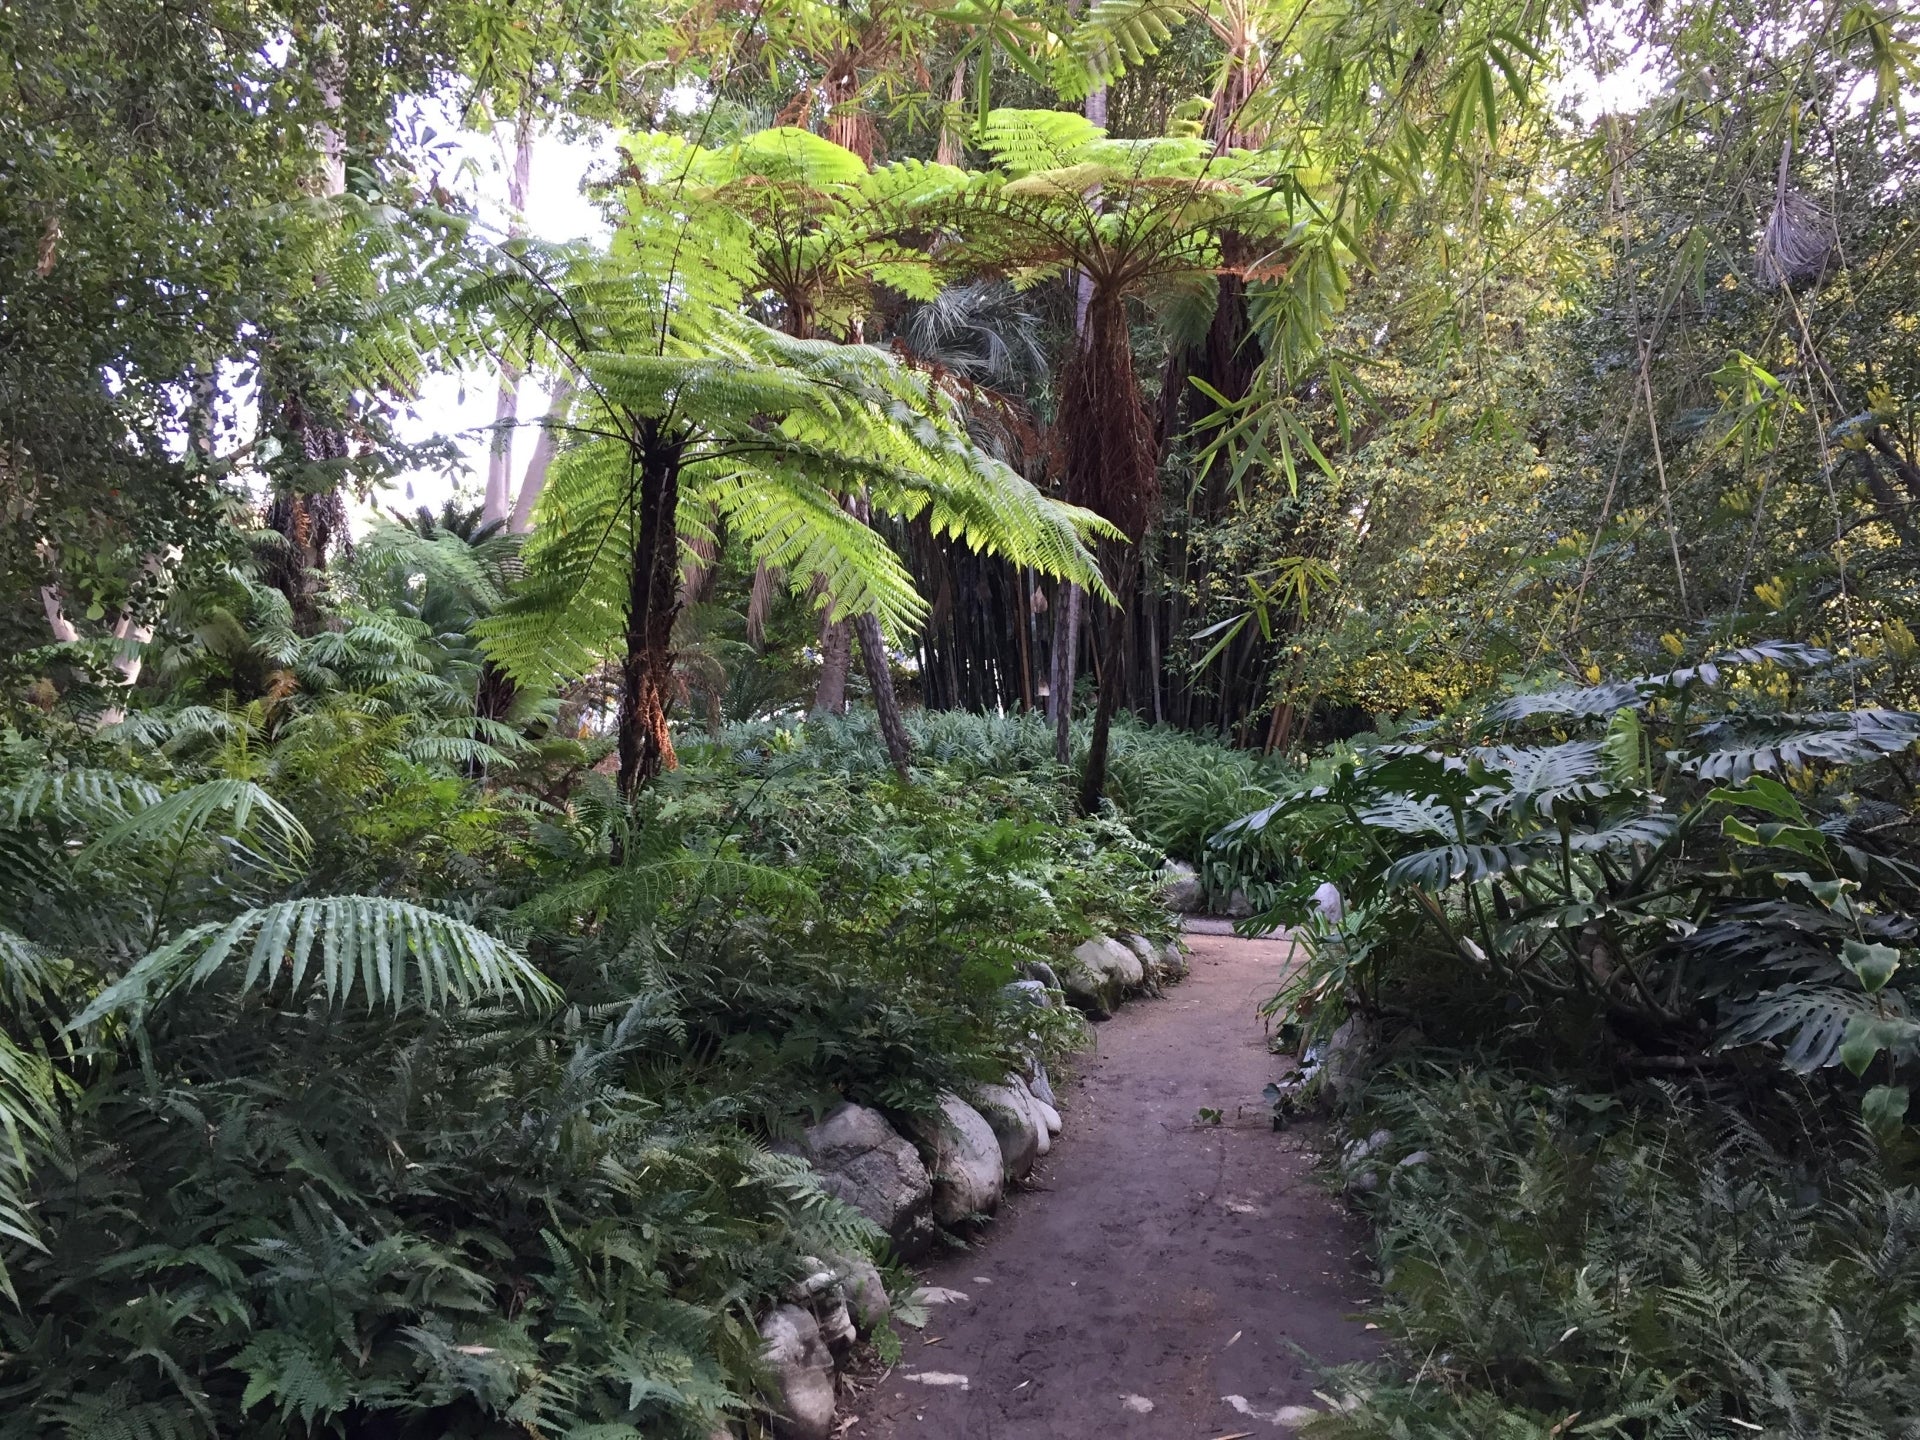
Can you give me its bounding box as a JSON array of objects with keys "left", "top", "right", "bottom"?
[
  {"left": 475, "top": 204, "right": 1113, "bottom": 798},
  {"left": 908, "top": 108, "right": 1326, "bottom": 804}
]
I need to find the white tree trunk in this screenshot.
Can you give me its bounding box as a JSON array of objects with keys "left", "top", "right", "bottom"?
[
  {"left": 508, "top": 380, "right": 572, "bottom": 534},
  {"left": 314, "top": 34, "right": 348, "bottom": 198},
  {"left": 39, "top": 584, "right": 79, "bottom": 644},
  {"left": 483, "top": 118, "right": 537, "bottom": 528}
]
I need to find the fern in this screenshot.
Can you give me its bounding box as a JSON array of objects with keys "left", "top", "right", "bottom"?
[
  {"left": 74, "top": 897, "right": 556, "bottom": 1023},
  {"left": 81, "top": 778, "right": 311, "bottom": 869}
]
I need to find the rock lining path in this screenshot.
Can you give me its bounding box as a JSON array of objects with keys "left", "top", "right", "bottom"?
[{"left": 852, "top": 931, "right": 1379, "bottom": 1438}]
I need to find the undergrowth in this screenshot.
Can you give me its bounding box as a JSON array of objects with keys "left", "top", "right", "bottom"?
[
  {"left": 0, "top": 657, "right": 1171, "bottom": 1437},
  {"left": 1313, "top": 1068, "right": 1920, "bottom": 1440},
  {"left": 1247, "top": 644, "right": 1920, "bottom": 1439}
]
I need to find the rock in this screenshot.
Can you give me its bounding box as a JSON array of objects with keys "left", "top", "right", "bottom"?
[
  {"left": 911, "top": 1094, "right": 1004, "bottom": 1226},
  {"left": 1160, "top": 859, "right": 1204, "bottom": 911},
  {"left": 817, "top": 1297, "right": 856, "bottom": 1356},
  {"left": 1025, "top": 960, "right": 1061, "bottom": 991},
  {"left": 757, "top": 1304, "right": 836, "bottom": 1440},
  {"left": 827, "top": 1250, "right": 889, "bottom": 1332},
  {"left": 1397, "top": 1150, "right": 1431, "bottom": 1169},
  {"left": 1224, "top": 888, "right": 1254, "bottom": 919},
  {"left": 1059, "top": 965, "right": 1114, "bottom": 1017},
  {"left": 1157, "top": 938, "right": 1190, "bottom": 978},
  {"left": 1318, "top": 1015, "right": 1376, "bottom": 1105},
  {"left": 1061, "top": 939, "right": 1119, "bottom": 1016},
  {"left": 800, "top": 1103, "right": 935, "bottom": 1258},
  {"left": 1008, "top": 1073, "right": 1059, "bottom": 1155},
  {"left": 1004, "top": 978, "right": 1052, "bottom": 1009},
  {"left": 971, "top": 1081, "right": 1040, "bottom": 1180},
  {"left": 1100, "top": 936, "right": 1146, "bottom": 989},
  {"left": 1342, "top": 1128, "right": 1393, "bottom": 1166},
  {"left": 1312, "top": 880, "right": 1346, "bottom": 925},
  {"left": 1028, "top": 1062, "right": 1057, "bottom": 1108},
  {"left": 1029, "top": 1089, "right": 1062, "bottom": 1138},
  {"left": 1121, "top": 933, "right": 1161, "bottom": 984},
  {"left": 785, "top": 1257, "right": 838, "bottom": 1302},
  {"left": 1063, "top": 935, "right": 1144, "bottom": 1016}
]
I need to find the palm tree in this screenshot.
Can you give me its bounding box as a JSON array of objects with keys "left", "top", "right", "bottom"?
[
  {"left": 902, "top": 108, "right": 1331, "bottom": 807},
  {"left": 472, "top": 224, "right": 1114, "bottom": 800},
  {"left": 688, "top": 126, "right": 963, "bottom": 759}
]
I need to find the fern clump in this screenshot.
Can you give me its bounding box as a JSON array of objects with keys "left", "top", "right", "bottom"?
[{"left": 1242, "top": 645, "right": 1920, "bottom": 1435}]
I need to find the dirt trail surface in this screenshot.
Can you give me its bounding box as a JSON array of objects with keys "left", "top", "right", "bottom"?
[{"left": 852, "top": 932, "right": 1379, "bottom": 1439}]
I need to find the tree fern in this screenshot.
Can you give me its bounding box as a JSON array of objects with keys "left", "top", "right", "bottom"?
[{"left": 74, "top": 897, "right": 556, "bottom": 1023}]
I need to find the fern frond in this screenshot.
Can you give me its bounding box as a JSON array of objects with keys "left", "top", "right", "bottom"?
[
  {"left": 81, "top": 779, "right": 311, "bottom": 870},
  {"left": 73, "top": 898, "right": 557, "bottom": 1024}
]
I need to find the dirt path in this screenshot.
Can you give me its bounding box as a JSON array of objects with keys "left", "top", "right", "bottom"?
[{"left": 852, "top": 932, "right": 1379, "bottom": 1438}]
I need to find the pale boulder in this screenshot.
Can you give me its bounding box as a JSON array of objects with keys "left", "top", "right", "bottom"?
[
  {"left": 827, "top": 1250, "right": 890, "bottom": 1333},
  {"left": 1121, "top": 933, "right": 1161, "bottom": 983},
  {"left": 800, "top": 1103, "right": 934, "bottom": 1257},
  {"left": 757, "top": 1304, "right": 836, "bottom": 1440},
  {"left": 1063, "top": 935, "right": 1143, "bottom": 1016},
  {"left": 912, "top": 1094, "right": 1004, "bottom": 1226},
  {"left": 1160, "top": 859, "right": 1204, "bottom": 911},
  {"left": 971, "top": 1080, "right": 1040, "bottom": 1180},
  {"left": 1157, "top": 938, "right": 1190, "bottom": 978}
]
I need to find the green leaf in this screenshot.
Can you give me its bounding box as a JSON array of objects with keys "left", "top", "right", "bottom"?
[
  {"left": 1843, "top": 938, "right": 1902, "bottom": 993},
  {"left": 1773, "top": 870, "right": 1856, "bottom": 910},
  {"left": 1863, "top": 1084, "right": 1910, "bottom": 1137},
  {"left": 1708, "top": 775, "right": 1807, "bottom": 822},
  {"left": 1838, "top": 1014, "right": 1919, "bottom": 1077}
]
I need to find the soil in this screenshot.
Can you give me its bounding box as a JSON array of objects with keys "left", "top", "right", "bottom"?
[{"left": 848, "top": 931, "right": 1380, "bottom": 1439}]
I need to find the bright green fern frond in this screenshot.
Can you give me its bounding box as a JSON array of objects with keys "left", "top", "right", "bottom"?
[
  {"left": 81, "top": 779, "right": 311, "bottom": 870},
  {"left": 694, "top": 467, "right": 927, "bottom": 638},
  {"left": 73, "top": 897, "right": 557, "bottom": 1025},
  {"left": 976, "top": 108, "right": 1107, "bottom": 177}
]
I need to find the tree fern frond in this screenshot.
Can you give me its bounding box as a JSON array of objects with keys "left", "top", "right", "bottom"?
[
  {"left": 2, "top": 767, "right": 163, "bottom": 826},
  {"left": 73, "top": 898, "right": 557, "bottom": 1025},
  {"left": 81, "top": 779, "right": 312, "bottom": 870}
]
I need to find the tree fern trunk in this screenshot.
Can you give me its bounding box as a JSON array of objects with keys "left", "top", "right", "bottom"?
[
  {"left": 616, "top": 427, "right": 683, "bottom": 799},
  {"left": 813, "top": 613, "right": 853, "bottom": 715},
  {"left": 855, "top": 612, "right": 912, "bottom": 778}
]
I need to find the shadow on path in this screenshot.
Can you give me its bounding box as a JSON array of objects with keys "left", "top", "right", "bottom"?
[{"left": 852, "top": 932, "right": 1379, "bottom": 1438}]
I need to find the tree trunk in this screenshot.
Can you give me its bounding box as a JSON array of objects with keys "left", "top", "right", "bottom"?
[
  {"left": 814, "top": 611, "right": 853, "bottom": 715},
  {"left": 483, "top": 119, "right": 536, "bottom": 529},
  {"left": 615, "top": 425, "right": 684, "bottom": 799},
  {"left": 1076, "top": 552, "right": 1136, "bottom": 815},
  {"left": 509, "top": 381, "right": 572, "bottom": 534},
  {"left": 1050, "top": 581, "right": 1082, "bottom": 763},
  {"left": 936, "top": 62, "right": 967, "bottom": 166},
  {"left": 844, "top": 492, "right": 913, "bottom": 775},
  {"left": 855, "top": 612, "right": 912, "bottom": 778}
]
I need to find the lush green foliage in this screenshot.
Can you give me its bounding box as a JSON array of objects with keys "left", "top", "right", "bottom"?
[
  {"left": 9, "top": 0, "right": 1920, "bottom": 1431},
  {"left": 1254, "top": 642, "right": 1920, "bottom": 1093},
  {"left": 1250, "top": 646, "right": 1920, "bottom": 1434},
  {"left": 1313, "top": 1069, "right": 1920, "bottom": 1439},
  {"left": 0, "top": 583, "right": 1172, "bottom": 1434}
]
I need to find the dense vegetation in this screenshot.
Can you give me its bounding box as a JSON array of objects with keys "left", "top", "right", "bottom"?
[{"left": 6, "top": 0, "right": 1920, "bottom": 1433}]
